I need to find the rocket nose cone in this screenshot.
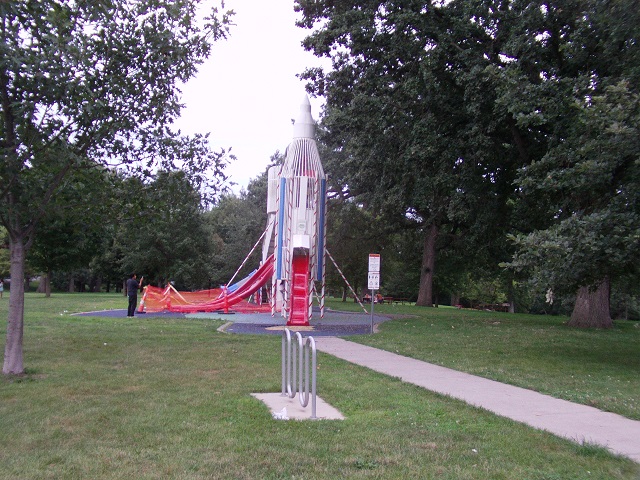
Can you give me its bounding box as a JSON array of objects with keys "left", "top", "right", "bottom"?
[{"left": 293, "top": 95, "right": 315, "bottom": 139}]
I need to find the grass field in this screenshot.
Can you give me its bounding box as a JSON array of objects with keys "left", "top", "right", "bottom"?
[
  {"left": 1, "top": 293, "right": 639, "bottom": 479},
  {"left": 355, "top": 302, "right": 640, "bottom": 421}
]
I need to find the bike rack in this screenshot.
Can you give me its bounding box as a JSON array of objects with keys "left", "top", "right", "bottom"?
[{"left": 282, "top": 328, "right": 317, "bottom": 419}]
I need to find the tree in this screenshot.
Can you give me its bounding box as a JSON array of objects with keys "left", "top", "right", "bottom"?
[
  {"left": 117, "top": 170, "right": 214, "bottom": 290},
  {"left": 325, "top": 198, "right": 389, "bottom": 301},
  {"left": 204, "top": 187, "right": 268, "bottom": 287},
  {"left": 497, "top": 1, "right": 640, "bottom": 327},
  {"left": 510, "top": 83, "right": 640, "bottom": 327},
  {"left": 28, "top": 167, "right": 115, "bottom": 296},
  {"left": 297, "top": 0, "right": 528, "bottom": 307},
  {"left": 312, "top": 141, "right": 396, "bottom": 301},
  {"left": 298, "top": 0, "right": 640, "bottom": 325},
  {"left": 1, "top": 1, "right": 233, "bottom": 374}
]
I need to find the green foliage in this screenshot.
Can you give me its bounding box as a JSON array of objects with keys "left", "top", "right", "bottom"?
[
  {"left": 203, "top": 159, "right": 276, "bottom": 287},
  {"left": 509, "top": 82, "right": 640, "bottom": 293},
  {"left": 27, "top": 167, "right": 115, "bottom": 281},
  {"left": 1, "top": 0, "right": 234, "bottom": 373},
  {"left": 298, "top": 0, "right": 539, "bottom": 306},
  {"left": 298, "top": 0, "right": 640, "bottom": 315},
  {"left": 325, "top": 198, "right": 390, "bottom": 297},
  {"left": 0, "top": 0, "right": 234, "bottom": 244},
  {"left": 204, "top": 194, "right": 265, "bottom": 286},
  {"left": 378, "top": 228, "right": 422, "bottom": 301},
  {"left": 115, "top": 170, "right": 214, "bottom": 290},
  {"left": 482, "top": 2, "right": 640, "bottom": 300}
]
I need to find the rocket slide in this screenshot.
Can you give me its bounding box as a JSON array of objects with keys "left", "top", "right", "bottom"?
[{"left": 263, "top": 96, "right": 328, "bottom": 326}]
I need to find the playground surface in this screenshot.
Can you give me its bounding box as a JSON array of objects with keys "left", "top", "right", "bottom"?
[
  {"left": 215, "top": 308, "right": 388, "bottom": 336},
  {"left": 76, "top": 307, "right": 389, "bottom": 336}
]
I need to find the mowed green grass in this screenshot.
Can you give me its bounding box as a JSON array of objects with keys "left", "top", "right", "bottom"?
[
  {"left": 353, "top": 301, "right": 640, "bottom": 421},
  {"left": 0, "top": 293, "right": 637, "bottom": 479}
]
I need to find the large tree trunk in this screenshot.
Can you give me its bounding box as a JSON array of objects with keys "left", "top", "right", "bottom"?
[
  {"left": 450, "top": 293, "right": 461, "bottom": 307},
  {"left": 568, "top": 278, "right": 612, "bottom": 328},
  {"left": 416, "top": 223, "right": 438, "bottom": 307},
  {"left": 92, "top": 276, "right": 102, "bottom": 293},
  {"left": 45, "top": 272, "right": 52, "bottom": 297},
  {"left": 3, "top": 238, "right": 26, "bottom": 375},
  {"left": 36, "top": 272, "right": 52, "bottom": 297},
  {"left": 507, "top": 279, "right": 516, "bottom": 313}
]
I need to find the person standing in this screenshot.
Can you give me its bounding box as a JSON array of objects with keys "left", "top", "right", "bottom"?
[
  {"left": 126, "top": 273, "right": 143, "bottom": 317},
  {"left": 0, "top": 279, "right": 4, "bottom": 298}
]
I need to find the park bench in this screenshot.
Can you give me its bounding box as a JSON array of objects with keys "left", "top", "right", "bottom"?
[{"left": 474, "top": 303, "right": 510, "bottom": 312}]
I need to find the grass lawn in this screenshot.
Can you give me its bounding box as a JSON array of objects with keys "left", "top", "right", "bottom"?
[
  {"left": 0, "top": 293, "right": 638, "bottom": 479},
  {"left": 351, "top": 301, "right": 640, "bottom": 421}
]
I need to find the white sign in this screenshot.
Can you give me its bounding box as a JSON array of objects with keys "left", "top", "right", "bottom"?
[
  {"left": 368, "top": 272, "right": 380, "bottom": 290},
  {"left": 368, "top": 254, "right": 380, "bottom": 273}
]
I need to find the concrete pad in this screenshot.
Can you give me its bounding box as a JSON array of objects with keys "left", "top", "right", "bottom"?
[{"left": 251, "top": 393, "right": 345, "bottom": 421}]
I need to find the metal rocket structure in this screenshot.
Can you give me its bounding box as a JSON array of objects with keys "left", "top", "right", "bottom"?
[{"left": 262, "top": 96, "right": 328, "bottom": 326}]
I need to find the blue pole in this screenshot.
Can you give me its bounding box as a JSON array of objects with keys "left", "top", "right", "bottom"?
[{"left": 276, "top": 178, "right": 286, "bottom": 279}]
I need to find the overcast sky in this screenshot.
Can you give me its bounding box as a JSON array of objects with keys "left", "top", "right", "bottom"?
[{"left": 174, "top": 0, "right": 327, "bottom": 193}]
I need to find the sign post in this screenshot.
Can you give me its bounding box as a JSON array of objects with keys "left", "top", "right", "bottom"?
[{"left": 368, "top": 254, "right": 381, "bottom": 334}]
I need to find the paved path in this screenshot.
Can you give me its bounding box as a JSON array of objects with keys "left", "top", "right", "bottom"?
[{"left": 314, "top": 337, "right": 640, "bottom": 463}]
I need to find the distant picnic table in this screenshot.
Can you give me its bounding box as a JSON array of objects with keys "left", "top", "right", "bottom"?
[
  {"left": 474, "top": 303, "right": 511, "bottom": 312},
  {"left": 354, "top": 295, "right": 411, "bottom": 305}
]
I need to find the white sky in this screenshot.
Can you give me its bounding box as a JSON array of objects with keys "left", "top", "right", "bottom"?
[{"left": 174, "top": 0, "right": 327, "bottom": 193}]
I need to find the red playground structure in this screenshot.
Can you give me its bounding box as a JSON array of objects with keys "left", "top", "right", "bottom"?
[
  {"left": 139, "top": 256, "right": 274, "bottom": 314},
  {"left": 137, "top": 97, "right": 333, "bottom": 326}
]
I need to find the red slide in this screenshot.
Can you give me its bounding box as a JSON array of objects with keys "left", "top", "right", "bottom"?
[
  {"left": 288, "top": 253, "right": 310, "bottom": 326},
  {"left": 163, "top": 255, "right": 275, "bottom": 313}
]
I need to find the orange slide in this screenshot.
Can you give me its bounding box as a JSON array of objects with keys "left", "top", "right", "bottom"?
[{"left": 141, "top": 255, "right": 274, "bottom": 313}]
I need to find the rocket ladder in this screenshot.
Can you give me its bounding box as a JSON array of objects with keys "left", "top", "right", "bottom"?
[{"left": 288, "top": 253, "right": 310, "bottom": 325}]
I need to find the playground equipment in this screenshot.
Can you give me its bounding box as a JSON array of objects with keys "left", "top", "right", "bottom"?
[
  {"left": 138, "top": 97, "right": 329, "bottom": 322},
  {"left": 282, "top": 328, "right": 317, "bottom": 419},
  {"left": 139, "top": 256, "right": 274, "bottom": 313},
  {"left": 263, "top": 96, "right": 328, "bottom": 326}
]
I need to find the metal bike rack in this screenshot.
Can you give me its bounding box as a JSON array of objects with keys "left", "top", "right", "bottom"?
[{"left": 282, "top": 328, "right": 317, "bottom": 419}]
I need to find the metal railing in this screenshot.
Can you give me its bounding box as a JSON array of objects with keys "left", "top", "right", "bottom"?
[{"left": 281, "top": 328, "right": 317, "bottom": 419}]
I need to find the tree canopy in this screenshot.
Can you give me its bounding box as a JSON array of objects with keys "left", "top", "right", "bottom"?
[
  {"left": 1, "top": 0, "right": 234, "bottom": 374},
  {"left": 28, "top": 166, "right": 115, "bottom": 296},
  {"left": 297, "top": 0, "right": 640, "bottom": 325},
  {"left": 297, "top": 0, "right": 531, "bottom": 307},
  {"left": 115, "top": 170, "right": 215, "bottom": 290}
]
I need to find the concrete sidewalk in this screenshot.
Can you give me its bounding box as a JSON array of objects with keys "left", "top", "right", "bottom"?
[{"left": 314, "top": 337, "right": 640, "bottom": 463}]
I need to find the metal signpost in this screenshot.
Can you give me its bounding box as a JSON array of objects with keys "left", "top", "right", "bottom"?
[{"left": 368, "top": 254, "right": 380, "bottom": 334}]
